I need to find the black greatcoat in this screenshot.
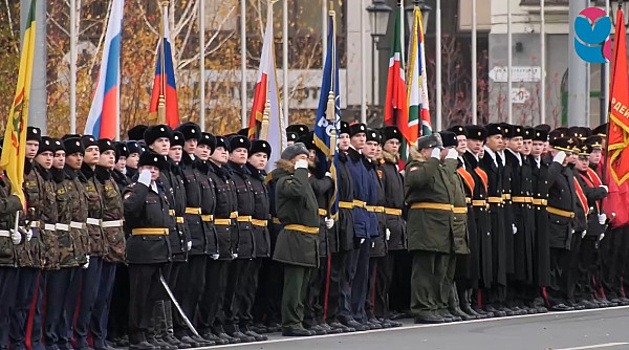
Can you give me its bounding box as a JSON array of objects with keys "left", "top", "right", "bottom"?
[
  {"left": 478, "top": 149, "right": 506, "bottom": 286},
  {"left": 455, "top": 158, "right": 480, "bottom": 289},
  {"left": 530, "top": 155, "right": 551, "bottom": 287}
]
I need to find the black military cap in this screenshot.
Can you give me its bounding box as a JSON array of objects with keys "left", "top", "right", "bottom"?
[
  {"left": 349, "top": 123, "right": 367, "bottom": 137},
  {"left": 114, "top": 142, "right": 129, "bottom": 162},
  {"left": 535, "top": 124, "right": 552, "bottom": 133},
  {"left": 98, "top": 138, "right": 115, "bottom": 154},
  {"left": 138, "top": 150, "right": 169, "bottom": 170},
  {"left": 63, "top": 137, "right": 85, "bottom": 156},
  {"left": 465, "top": 125, "right": 487, "bottom": 141},
  {"left": 297, "top": 131, "right": 316, "bottom": 151},
  {"left": 287, "top": 132, "right": 299, "bottom": 142},
  {"left": 579, "top": 143, "right": 593, "bottom": 157},
  {"left": 237, "top": 128, "right": 249, "bottom": 137},
  {"left": 215, "top": 135, "right": 228, "bottom": 151},
  {"left": 50, "top": 138, "right": 64, "bottom": 153},
  {"left": 550, "top": 137, "right": 572, "bottom": 152},
  {"left": 126, "top": 141, "right": 142, "bottom": 155},
  {"left": 548, "top": 129, "right": 566, "bottom": 143},
  {"left": 500, "top": 123, "right": 511, "bottom": 137},
  {"left": 62, "top": 133, "right": 81, "bottom": 140},
  {"left": 81, "top": 135, "right": 99, "bottom": 150},
  {"left": 366, "top": 129, "right": 381, "bottom": 144},
  {"left": 199, "top": 132, "right": 217, "bottom": 153},
  {"left": 27, "top": 126, "right": 41, "bottom": 143},
  {"left": 438, "top": 131, "right": 457, "bottom": 148},
  {"left": 592, "top": 123, "right": 608, "bottom": 137},
  {"left": 286, "top": 124, "right": 310, "bottom": 138},
  {"left": 568, "top": 126, "right": 590, "bottom": 140},
  {"left": 504, "top": 124, "right": 524, "bottom": 138},
  {"left": 448, "top": 125, "right": 468, "bottom": 137},
  {"left": 339, "top": 121, "right": 351, "bottom": 136},
  {"left": 485, "top": 123, "right": 502, "bottom": 137},
  {"left": 568, "top": 136, "right": 581, "bottom": 153},
  {"left": 532, "top": 128, "right": 548, "bottom": 142},
  {"left": 171, "top": 131, "right": 185, "bottom": 148},
  {"left": 382, "top": 126, "right": 403, "bottom": 142},
  {"left": 228, "top": 135, "right": 251, "bottom": 152},
  {"left": 37, "top": 137, "right": 55, "bottom": 155},
  {"left": 523, "top": 127, "right": 534, "bottom": 140},
  {"left": 128, "top": 124, "right": 148, "bottom": 141},
  {"left": 250, "top": 139, "right": 271, "bottom": 158},
  {"left": 176, "top": 122, "right": 202, "bottom": 141},
  {"left": 144, "top": 124, "right": 174, "bottom": 146},
  {"left": 584, "top": 135, "right": 603, "bottom": 150}
]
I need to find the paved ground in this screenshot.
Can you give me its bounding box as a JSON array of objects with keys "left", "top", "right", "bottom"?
[{"left": 200, "top": 306, "right": 629, "bottom": 350}]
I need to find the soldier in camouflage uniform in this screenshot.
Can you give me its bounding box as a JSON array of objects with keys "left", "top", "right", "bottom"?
[
  {"left": 0, "top": 145, "right": 28, "bottom": 350},
  {"left": 90, "top": 139, "right": 126, "bottom": 350},
  {"left": 73, "top": 135, "right": 105, "bottom": 350}
]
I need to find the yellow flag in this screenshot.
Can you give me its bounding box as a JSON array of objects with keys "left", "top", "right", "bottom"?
[{"left": 0, "top": 0, "right": 37, "bottom": 206}]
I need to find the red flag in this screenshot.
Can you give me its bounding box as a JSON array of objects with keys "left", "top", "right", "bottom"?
[
  {"left": 607, "top": 8, "right": 629, "bottom": 185},
  {"left": 384, "top": 6, "right": 408, "bottom": 135}
]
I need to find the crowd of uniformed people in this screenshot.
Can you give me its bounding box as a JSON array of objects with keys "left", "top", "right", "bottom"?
[{"left": 0, "top": 119, "right": 625, "bottom": 350}]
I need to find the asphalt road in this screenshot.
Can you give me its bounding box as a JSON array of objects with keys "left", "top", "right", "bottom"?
[{"left": 201, "top": 306, "right": 629, "bottom": 350}]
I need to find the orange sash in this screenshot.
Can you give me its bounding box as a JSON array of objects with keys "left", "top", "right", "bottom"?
[
  {"left": 474, "top": 168, "right": 489, "bottom": 193},
  {"left": 573, "top": 178, "right": 589, "bottom": 216}
]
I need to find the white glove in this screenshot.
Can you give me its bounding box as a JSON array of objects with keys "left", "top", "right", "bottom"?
[
  {"left": 138, "top": 169, "right": 152, "bottom": 186},
  {"left": 512, "top": 224, "right": 518, "bottom": 235},
  {"left": 325, "top": 172, "right": 333, "bottom": 179},
  {"left": 553, "top": 151, "right": 566, "bottom": 164},
  {"left": 445, "top": 148, "right": 458, "bottom": 160},
  {"left": 430, "top": 148, "right": 441, "bottom": 159},
  {"left": 598, "top": 214, "right": 607, "bottom": 225},
  {"left": 295, "top": 159, "right": 309, "bottom": 170},
  {"left": 82, "top": 255, "right": 90, "bottom": 269},
  {"left": 10, "top": 229, "right": 21, "bottom": 245},
  {"left": 26, "top": 229, "right": 33, "bottom": 241},
  {"left": 599, "top": 185, "right": 608, "bottom": 193},
  {"left": 187, "top": 241, "right": 192, "bottom": 251},
  {"left": 581, "top": 230, "right": 587, "bottom": 238},
  {"left": 360, "top": 238, "right": 365, "bottom": 245},
  {"left": 600, "top": 233, "right": 605, "bottom": 241},
  {"left": 325, "top": 217, "right": 334, "bottom": 229},
  {"left": 385, "top": 228, "right": 391, "bottom": 241}
]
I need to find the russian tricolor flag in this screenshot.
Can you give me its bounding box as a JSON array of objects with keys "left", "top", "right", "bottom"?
[
  {"left": 84, "top": 0, "right": 124, "bottom": 139},
  {"left": 149, "top": 6, "right": 179, "bottom": 128}
]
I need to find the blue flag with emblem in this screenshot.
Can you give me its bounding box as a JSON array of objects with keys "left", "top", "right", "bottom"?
[{"left": 313, "top": 10, "right": 340, "bottom": 220}]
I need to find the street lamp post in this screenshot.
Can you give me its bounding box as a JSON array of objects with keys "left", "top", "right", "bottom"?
[
  {"left": 366, "top": 0, "right": 392, "bottom": 118},
  {"left": 404, "top": 0, "right": 432, "bottom": 35}
]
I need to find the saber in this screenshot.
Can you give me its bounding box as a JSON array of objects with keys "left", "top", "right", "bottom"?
[{"left": 159, "top": 273, "right": 200, "bottom": 337}]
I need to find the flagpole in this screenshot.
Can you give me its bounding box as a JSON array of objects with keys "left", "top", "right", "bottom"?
[
  {"left": 322, "top": 0, "right": 327, "bottom": 63},
  {"left": 240, "top": 0, "right": 247, "bottom": 129},
  {"left": 603, "top": 0, "right": 610, "bottom": 124},
  {"left": 435, "top": 0, "right": 442, "bottom": 131},
  {"left": 400, "top": 0, "right": 405, "bottom": 67},
  {"left": 360, "top": 0, "right": 367, "bottom": 124},
  {"left": 158, "top": 1, "right": 168, "bottom": 124},
  {"left": 507, "top": 0, "right": 513, "bottom": 124},
  {"left": 540, "top": 0, "right": 546, "bottom": 124},
  {"left": 199, "top": 0, "right": 206, "bottom": 130},
  {"left": 471, "top": 0, "right": 477, "bottom": 125},
  {"left": 70, "top": 0, "right": 77, "bottom": 134},
  {"left": 283, "top": 0, "right": 289, "bottom": 127}
]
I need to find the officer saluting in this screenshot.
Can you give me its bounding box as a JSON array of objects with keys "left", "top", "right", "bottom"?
[{"left": 123, "top": 151, "right": 172, "bottom": 350}]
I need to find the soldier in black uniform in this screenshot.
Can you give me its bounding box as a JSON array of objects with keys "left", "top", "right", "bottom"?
[
  {"left": 478, "top": 124, "right": 509, "bottom": 317},
  {"left": 242, "top": 140, "right": 272, "bottom": 336},
  {"left": 377, "top": 126, "right": 407, "bottom": 324},
  {"left": 462, "top": 125, "right": 493, "bottom": 318},
  {"left": 544, "top": 136, "right": 578, "bottom": 311},
  {"left": 123, "top": 151, "right": 172, "bottom": 350},
  {"left": 325, "top": 121, "right": 355, "bottom": 333},
  {"left": 125, "top": 141, "right": 143, "bottom": 180},
  {"left": 197, "top": 135, "right": 240, "bottom": 345},
  {"left": 172, "top": 124, "right": 217, "bottom": 347},
  {"left": 530, "top": 127, "right": 551, "bottom": 311}
]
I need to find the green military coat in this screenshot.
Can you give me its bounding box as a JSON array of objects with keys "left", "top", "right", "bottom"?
[{"left": 271, "top": 159, "right": 320, "bottom": 268}]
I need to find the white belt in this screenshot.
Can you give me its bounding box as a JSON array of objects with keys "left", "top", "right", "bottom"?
[
  {"left": 70, "top": 221, "right": 86, "bottom": 229},
  {"left": 101, "top": 219, "right": 124, "bottom": 228},
  {"left": 44, "top": 224, "right": 56, "bottom": 231},
  {"left": 30, "top": 221, "right": 40, "bottom": 228},
  {"left": 86, "top": 218, "right": 101, "bottom": 226},
  {"left": 0, "top": 230, "right": 10, "bottom": 237},
  {"left": 55, "top": 223, "right": 70, "bottom": 232}
]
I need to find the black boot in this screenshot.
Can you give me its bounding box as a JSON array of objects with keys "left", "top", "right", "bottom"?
[
  {"left": 461, "top": 289, "right": 486, "bottom": 319},
  {"left": 449, "top": 283, "right": 476, "bottom": 321},
  {"left": 129, "top": 332, "right": 156, "bottom": 350},
  {"left": 150, "top": 301, "right": 177, "bottom": 350},
  {"left": 162, "top": 301, "right": 193, "bottom": 348}
]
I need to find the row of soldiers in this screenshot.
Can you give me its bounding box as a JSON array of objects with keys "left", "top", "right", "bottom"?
[{"left": 0, "top": 119, "right": 625, "bottom": 350}]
